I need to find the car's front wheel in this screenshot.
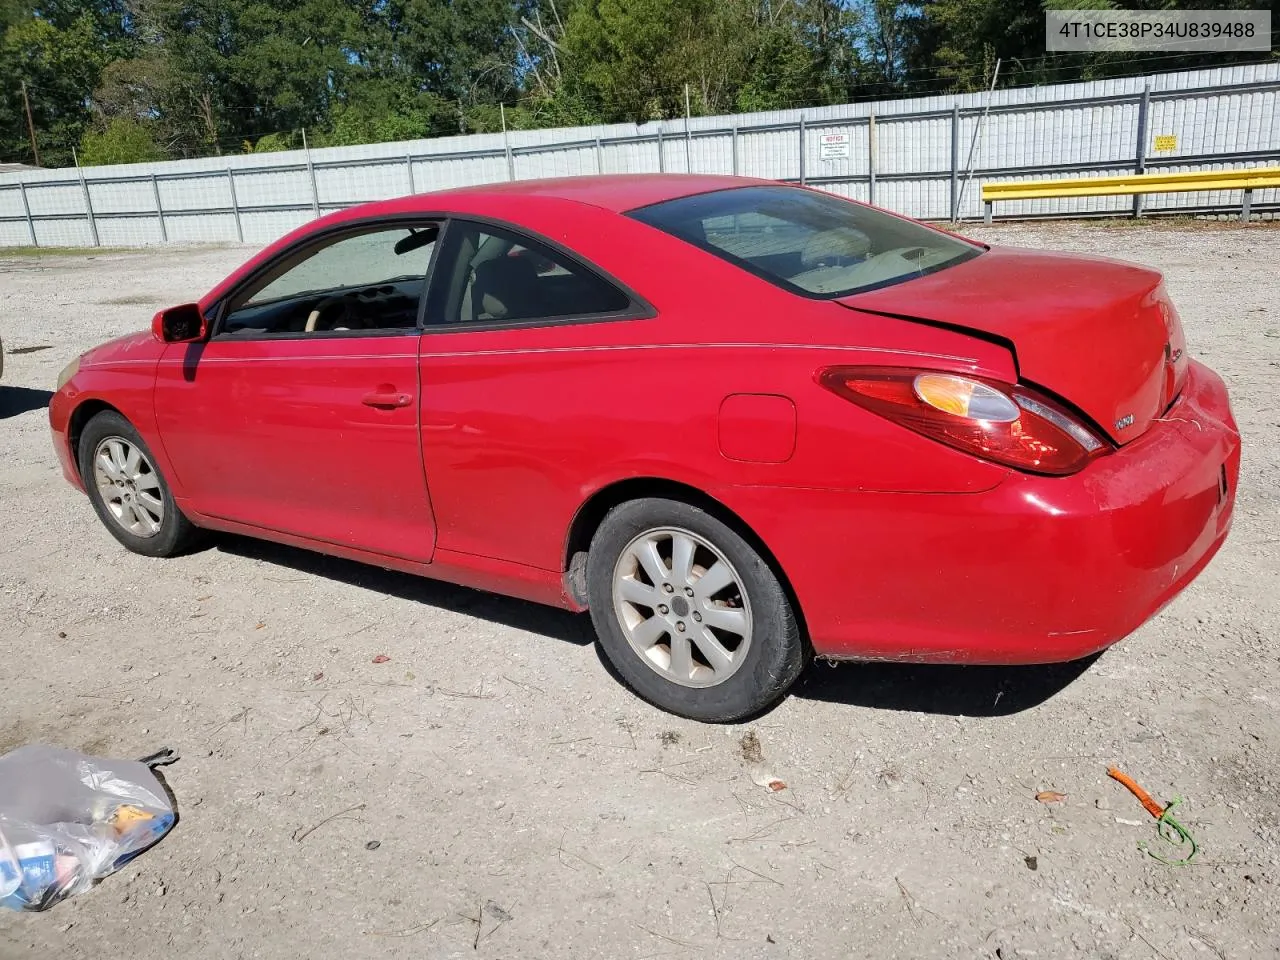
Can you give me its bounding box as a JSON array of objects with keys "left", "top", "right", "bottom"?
[
  {"left": 78, "top": 410, "right": 200, "bottom": 558},
  {"left": 586, "top": 497, "right": 807, "bottom": 721}
]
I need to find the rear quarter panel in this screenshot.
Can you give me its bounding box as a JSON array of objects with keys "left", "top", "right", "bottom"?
[{"left": 418, "top": 205, "right": 1015, "bottom": 572}]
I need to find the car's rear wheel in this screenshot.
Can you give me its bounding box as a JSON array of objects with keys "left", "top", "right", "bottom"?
[
  {"left": 78, "top": 411, "right": 200, "bottom": 558},
  {"left": 586, "top": 497, "right": 807, "bottom": 721}
]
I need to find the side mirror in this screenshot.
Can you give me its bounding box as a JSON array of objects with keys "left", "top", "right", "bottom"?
[{"left": 152, "top": 303, "right": 208, "bottom": 343}]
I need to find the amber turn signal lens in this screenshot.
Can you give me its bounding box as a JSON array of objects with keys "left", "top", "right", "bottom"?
[{"left": 912, "top": 374, "right": 1020, "bottom": 422}]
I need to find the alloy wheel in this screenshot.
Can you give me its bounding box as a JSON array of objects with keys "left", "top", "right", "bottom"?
[
  {"left": 611, "top": 526, "right": 753, "bottom": 688},
  {"left": 92, "top": 437, "right": 165, "bottom": 538}
]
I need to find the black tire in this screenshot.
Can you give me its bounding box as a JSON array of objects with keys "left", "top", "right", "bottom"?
[
  {"left": 586, "top": 497, "right": 807, "bottom": 722},
  {"left": 78, "top": 410, "right": 200, "bottom": 558}
]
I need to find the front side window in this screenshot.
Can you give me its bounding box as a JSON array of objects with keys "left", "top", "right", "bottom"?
[
  {"left": 428, "top": 222, "right": 632, "bottom": 327},
  {"left": 629, "top": 185, "right": 982, "bottom": 298},
  {"left": 219, "top": 224, "right": 439, "bottom": 336}
]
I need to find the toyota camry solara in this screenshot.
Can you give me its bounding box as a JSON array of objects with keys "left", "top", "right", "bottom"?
[{"left": 49, "top": 174, "right": 1240, "bottom": 721}]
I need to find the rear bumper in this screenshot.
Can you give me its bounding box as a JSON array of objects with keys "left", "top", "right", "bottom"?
[{"left": 715, "top": 359, "right": 1240, "bottom": 665}]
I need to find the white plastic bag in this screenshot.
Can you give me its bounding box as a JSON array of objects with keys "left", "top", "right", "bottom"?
[{"left": 0, "top": 745, "right": 176, "bottom": 911}]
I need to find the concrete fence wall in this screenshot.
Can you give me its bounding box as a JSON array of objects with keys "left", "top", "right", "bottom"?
[{"left": 1, "top": 62, "right": 1277, "bottom": 248}]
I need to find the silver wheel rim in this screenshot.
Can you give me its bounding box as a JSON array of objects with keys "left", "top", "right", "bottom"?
[
  {"left": 611, "top": 526, "right": 753, "bottom": 688},
  {"left": 92, "top": 437, "right": 164, "bottom": 538}
]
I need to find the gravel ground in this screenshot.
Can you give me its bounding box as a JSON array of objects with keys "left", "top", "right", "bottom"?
[{"left": 1, "top": 220, "right": 1278, "bottom": 960}]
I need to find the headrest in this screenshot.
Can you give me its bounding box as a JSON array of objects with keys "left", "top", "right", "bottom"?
[
  {"left": 800, "top": 227, "right": 871, "bottom": 268},
  {"left": 472, "top": 255, "right": 542, "bottom": 320}
]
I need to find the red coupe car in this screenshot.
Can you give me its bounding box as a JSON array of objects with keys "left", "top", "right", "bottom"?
[{"left": 50, "top": 175, "right": 1240, "bottom": 720}]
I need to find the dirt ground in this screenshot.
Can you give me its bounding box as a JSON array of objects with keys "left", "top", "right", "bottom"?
[{"left": 1, "top": 220, "right": 1278, "bottom": 960}]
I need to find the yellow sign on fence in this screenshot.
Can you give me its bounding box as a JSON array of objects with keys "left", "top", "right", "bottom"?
[{"left": 1153, "top": 134, "right": 1178, "bottom": 152}]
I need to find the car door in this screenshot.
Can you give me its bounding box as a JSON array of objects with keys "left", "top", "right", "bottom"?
[
  {"left": 153, "top": 221, "right": 439, "bottom": 563},
  {"left": 416, "top": 219, "right": 648, "bottom": 568}
]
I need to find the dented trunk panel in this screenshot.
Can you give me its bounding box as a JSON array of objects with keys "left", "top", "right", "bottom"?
[{"left": 838, "top": 245, "right": 1189, "bottom": 445}]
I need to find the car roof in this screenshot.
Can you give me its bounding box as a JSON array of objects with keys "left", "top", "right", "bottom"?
[
  {"left": 200, "top": 175, "right": 773, "bottom": 310},
  {"left": 423, "top": 173, "right": 770, "bottom": 213}
]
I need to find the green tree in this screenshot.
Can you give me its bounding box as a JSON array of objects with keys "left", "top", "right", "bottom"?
[
  {"left": 317, "top": 83, "right": 453, "bottom": 146},
  {"left": 123, "top": 0, "right": 244, "bottom": 154},
  {"left": 559, "top": 0, "right": 741, "bottom": 120},
  {"left": 736, "top": 1, "right": 867, "bottom": 112},
  {"left": 1, "top": 8, "right": 123, "bottom": 166},
  {"left": 397, "top": 0, "right": 531, "bottom": 106},
  {"left": 244, "top": 131, "right": 297, "bottom": 152},
  {"left": 78, "top": 116, "right": 166, "bottom": 164},
  {"left": 896, "top": 0, "right": 1280, "bottom": 93},
  {"left": 230, "top": 0, "right": 364, "bottom": 132},
  {"left": 93, "top": 53, "right": 204, "bottom": 158},
  {"left": 556, "top": 0, "right": 867, "bottom": 122}
]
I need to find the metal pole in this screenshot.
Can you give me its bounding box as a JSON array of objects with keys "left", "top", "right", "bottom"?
[
  {"left": 20, "top": 80, "right": 40, "bottom": 167},
  {"left": 730, "top": 126, "right": 738, "bottom": 175},
  {"left": 958, "top": 58, "right": 1001, "bottom": 219},
  {"left": 16, "top": 178, "right": 36, "bottom": 246},
  {"left": 984, "top": 200, "right": 993, "bottom": 225},
  {"left": 868, "top": 112, "right": 877, "bottom": 205},
  {"left": 657, "top": 128, "right": 665, "bottom": 173},
  {"left": 1133, "top": 84, "right": 1151, "bottom": 218},
  {"left": 1242, "top": 188, "right": 1253, "bottom": 222},
  {"left": 684, "top": 83, "right": 693, "bottom": 172},
  {"left": 227, "top": 168, "right": 243, "bottom": 243},
  {"left": 150, "top": 174, "right": 167, "bottom": 243},
  {"left": 501, "top": 104, "right": 515, "bottom": 181},
  {"left": 949, "top": 104, "right": 960, "bottom": 222},
  {"left": 302, "top": 128, "right": 320, "bottom": 216},
  {"left": 798, "top": 115, "right": 806, "bottom": 186},
  {"left": 405, "top": 155, "right": 415, "bottom": 193},
  {"left": 594, "top": 137, "right": 603, "bottom": 175},
  {"left": 72, "top": 148, "right": 100, "bottom": 247}
]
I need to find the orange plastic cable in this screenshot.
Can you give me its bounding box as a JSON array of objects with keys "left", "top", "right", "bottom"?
[
  {"left": 1107, "top": 766, "right": 1166, "bottom": 819},
  {"left": 1107, "top": 766, "right": 1199, "bottom": 865}
]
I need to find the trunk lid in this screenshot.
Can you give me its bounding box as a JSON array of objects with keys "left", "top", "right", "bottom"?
[{"left": 836, "top": 245, "right": 1187, "bottom": 445}]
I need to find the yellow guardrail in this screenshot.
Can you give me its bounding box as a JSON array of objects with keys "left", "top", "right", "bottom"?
[{"left": 981, "top": 167, "right": 1280, "bottom": 223}]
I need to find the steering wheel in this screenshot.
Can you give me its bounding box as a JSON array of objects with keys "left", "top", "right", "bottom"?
[{"left": 305, "top": 294, "right": 370, "bottom": 332}]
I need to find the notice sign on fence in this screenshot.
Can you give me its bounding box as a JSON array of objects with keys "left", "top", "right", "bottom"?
[{"left": 819, "top": 133, "right": 851, "bottom": 161}]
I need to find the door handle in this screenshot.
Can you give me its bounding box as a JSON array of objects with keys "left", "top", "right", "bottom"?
[{"left": 362, "top": 390, "right": 413, "bottom": 408}]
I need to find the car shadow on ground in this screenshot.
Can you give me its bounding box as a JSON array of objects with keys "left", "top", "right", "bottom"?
[
  {"left": 214, "top": 534, "right": 1100, "bottom": 717},
  {"left": 588, "top": 642, "right": 1100, "bottom": 719},
  {"left": 0, "top": 386, "right": 54, "bottom": 419},
  {"left": 214, "top": 535, "right": 594, "bottom": 647},
  {"left": 793, "top": 654, "right": 1102, "bottom": 717}
]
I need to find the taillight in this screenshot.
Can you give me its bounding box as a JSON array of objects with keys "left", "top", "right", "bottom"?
[{"left": 817, "top": 366, "right": 1107, "bottom": 476}]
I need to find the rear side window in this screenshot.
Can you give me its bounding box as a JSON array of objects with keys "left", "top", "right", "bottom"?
[
  {"left": 428, "top": 222, "right": 632, "bottom": 327},
  {"left": 629, "top": 185, "right": 981, "bottom": 298}
]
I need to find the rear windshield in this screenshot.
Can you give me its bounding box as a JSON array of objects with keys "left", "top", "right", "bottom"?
[{"left": 628, "top": 185, "right": 982, "bottom": 298}]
